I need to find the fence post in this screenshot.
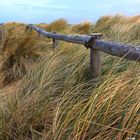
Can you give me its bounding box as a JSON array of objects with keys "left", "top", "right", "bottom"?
[
  {"left": 52, "top": 32, "right": 59, "bottom": 49},
  {"left": 90, "top": 33, "right": 103, "bottom": 78},
  {"left": 0, "top": 23, "right": 4, "bottom": 41},
  {"left": 0, "top": 23, "right": 5, "bottom": 49}
]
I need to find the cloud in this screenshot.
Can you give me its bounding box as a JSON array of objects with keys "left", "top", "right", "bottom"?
[
  {"left": 14, "top": 4, "right": 32, "bottom": 7},
  {"left": 32, "top": 4, "right": 70, "bottom": 10},
  {"left": 14, "top": 3, "right": 70, "bottom": 11}
]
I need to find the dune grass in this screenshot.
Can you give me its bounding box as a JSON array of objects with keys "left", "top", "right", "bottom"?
[
  {"left": 93, "top": 15, "right": 140, "bottom": 45},
  {"left": 42, "top": 19, "right": 68, "bottom": 32},
  {"left": 71, "top": 22, "right": 93, "bottom": 34},
  {"left": 0, "top": 15, "right": 139, "bottom": 140},
  {"left": 0, "top": 22, "right": 49, "bottom": 87}
]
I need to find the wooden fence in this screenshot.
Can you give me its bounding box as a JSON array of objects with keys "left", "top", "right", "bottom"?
[
  {"left": 27, "top": 24, "right": 140, "bottom": 78},
  {"left": 1, "top": 22, "right": 139, "bottom": 78}
]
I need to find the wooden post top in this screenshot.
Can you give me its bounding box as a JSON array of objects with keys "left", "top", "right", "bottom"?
[{"left": 90, "top": 33, "right": 103, "bottom": 39}]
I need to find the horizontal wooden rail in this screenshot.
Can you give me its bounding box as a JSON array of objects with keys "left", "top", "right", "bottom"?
[
  {"left": 27, "top": 24, "right": 140, "bottom": 78},
  {"left": 27, "top": 24, "right": 140, "bottom": 62},
  {"left": 27, "top": 24, "right": 93, "bottom": 47},
  {"left": 94, "top": 40, "right": 140, "bottom": 62}
]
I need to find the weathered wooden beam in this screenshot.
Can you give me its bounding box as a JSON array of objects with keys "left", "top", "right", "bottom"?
[
  {"left": 94, "top": 40, "right": 140, "bottom": 62},
  {"left": 52, "top": 32, "right": 59, "bottom": 48},
  {"left": 91, "top": 33, "right": 103, "bottom": 39},
  {"left": 27, "top": 24, "right": 140, "bottom": 62},
  {"left": 27, "top": 24, "right": 92, "bottom": 46},
  {"left": 90, "top": 34, "right": 102, "bottom": 78}
]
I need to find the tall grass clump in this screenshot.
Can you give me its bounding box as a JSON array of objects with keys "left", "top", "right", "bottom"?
[
  {"left": 45, "top": 19, "right": 68, "bottom": 32},
  {"left": 93, "top": 15, "right": 140, "bottom": 45},
  {"left": 93, "top": 15, "right": 127, "bottom": 38},
  {"left": 53, "top": 66, "right": 140, "bottom": 140},
  {"left": 0, "top": 41, "right": 139, "bottom": 139},
  {"left": 71, "top": 22, "right": 93, "bottom": 34},
  {"left": 0, "top": 23, "right": 47, "bottom": 87},
  {"left": 37, "top": 23, "right": 49, "bottom": 31},
  {"left": 130, "top": 15, "right": 140, "bottom": 23},
  {"left": 0, "top": 43, "right": 91, "bottom": 139}
]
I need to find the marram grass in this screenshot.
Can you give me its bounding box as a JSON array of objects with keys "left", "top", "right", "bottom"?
[
  {"left": 0, "top": 15, "right": 139, "bottom": 140},
  {"left": 93, "top": 15, "right": 140, "bottom": 45},
  {"left": 71, "top": 22, "right": 93, "bottom": 34}
]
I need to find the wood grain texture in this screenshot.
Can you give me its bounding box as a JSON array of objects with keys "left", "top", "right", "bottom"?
[
  {"left": 52, "top": 32, "right": 59, "bottom": 48},
  {"left": 53, "top": 38, "right": 59, "bottom": 49},
  {"left": 90, "top": 33, "right": 102, "bottom": 78},
  {"left": 94, "top": 40, "right": 140, "bottom": 62},
  {"left": 28, "top": 24, "right": 91, "bottom": 46},
  {"left": 90, "top": 48, "right": 101, "bottom": 78}
]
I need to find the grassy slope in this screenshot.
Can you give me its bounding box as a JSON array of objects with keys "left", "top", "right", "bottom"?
[{"left": 0, "top": 16, "right": 139, "bottom": 140}]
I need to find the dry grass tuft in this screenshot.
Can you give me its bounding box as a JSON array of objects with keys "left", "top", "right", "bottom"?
[
  {"left": 129, "top": 15, "right": 140, "bottom": 23},
  {"left": 71, "top": 22, "right": 93, "bottom": 34},
  {"left": 45, "top": 18, "right": 68, "bottom": 32},
  {"left": 37, "top": 23, "right": 50, "bottom": 30},
  {"left": 53, "top": 67, "right": 140, "bottom": 140},
  {"left": 0, "top": 23, "right": 47, "bottom": 87},
  {"left": 0, "top": 46, "right": 139, "bottom": 139},
  {"left": 93, "top": 15, "right": 140, "bottom": 45}
]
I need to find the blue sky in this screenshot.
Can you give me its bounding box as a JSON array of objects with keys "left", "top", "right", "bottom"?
[{"left": 0, "top": 0, "right": 140, "bottom": 23}]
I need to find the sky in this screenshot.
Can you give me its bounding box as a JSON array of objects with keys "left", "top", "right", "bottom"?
[{"left": 0, "top": 0, "right": 140, "bottom": 24}]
